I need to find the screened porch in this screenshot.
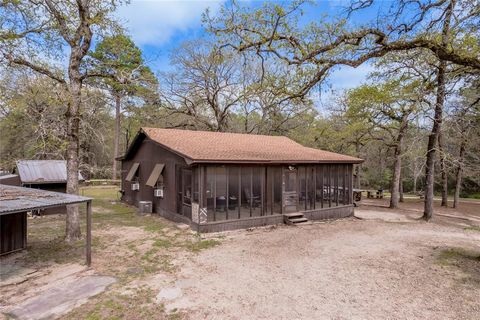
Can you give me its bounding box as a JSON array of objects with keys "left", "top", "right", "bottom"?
[{"left": 177, "top": 164, "right": 353, "bottom": 223}]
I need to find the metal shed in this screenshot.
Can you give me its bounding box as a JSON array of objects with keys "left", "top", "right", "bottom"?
[
  {"left": 14, "top": 160, "right": 85, "bottom": 214},
  {"left": 0, "top": 185, "right": 93, "bottom": 265},
  {"left": 16, "top": 160, "right": 84, "bottom": 185}
]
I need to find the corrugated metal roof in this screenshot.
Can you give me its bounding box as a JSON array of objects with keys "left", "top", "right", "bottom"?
[
  {"left": 0, "top": 184, "right": 91, "bottom": 215},
  {"left": 16, "top": 160, "right": 84, "bottom": 184}
]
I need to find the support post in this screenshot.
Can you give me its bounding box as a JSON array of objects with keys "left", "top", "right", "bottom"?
[{"left": 86, "top": 200, "right": 92, "bottom": 267}]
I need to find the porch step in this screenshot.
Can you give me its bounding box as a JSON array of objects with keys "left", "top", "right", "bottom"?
[
  {"left": 283, "top": 213, "right": 309, "bottom": 225},
  {"left": 289, "top": 217, "right": 309, "bottom": 223},
  {"left": 283, "top": 212, "right": 305, "bottom": 218}
]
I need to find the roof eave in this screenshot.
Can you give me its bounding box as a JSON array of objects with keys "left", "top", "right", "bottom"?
[{"left": 189, "top": 159, "right": 364, "bottom": 165}]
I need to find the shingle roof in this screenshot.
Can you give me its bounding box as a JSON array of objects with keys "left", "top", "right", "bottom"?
[
  {"left": 138, "top": 128, "right": 362, "bottom": 164},
  {"left": 16, "top": 160, "right": 84, "bottom": 184}
]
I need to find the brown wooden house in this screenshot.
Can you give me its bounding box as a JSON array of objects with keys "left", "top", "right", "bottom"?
[{"left": 119, "top": 128, "right": 363, "bottom": 232}]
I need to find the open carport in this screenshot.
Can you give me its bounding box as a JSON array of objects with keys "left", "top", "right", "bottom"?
[{"left": 0, "top": 184, "right": 93, "bottom": 265}]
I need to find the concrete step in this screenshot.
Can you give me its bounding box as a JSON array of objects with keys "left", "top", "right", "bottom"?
[
  {"left": 283, "top": 213, "right": 309, "bottom": 225},
  {"left": 289, "top": 217, "right": 309, "bottom": 224},
  {"left": 283, "top": 212, "right": 304, "bottom": 218}
]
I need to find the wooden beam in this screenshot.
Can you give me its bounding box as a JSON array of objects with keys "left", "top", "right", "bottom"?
[
  {"left": 320, "top": 165, "right": 324, "bottom": 209},
  {"left": 226, "top": 166, "right": 229, "bottom": 220},
  {"left": 213, "top": 167, "right": 216, "bottom": 222},
  {"left": 86, "top": 200, "right": 92, "bottom": 267},
  {"left": 249, "top": 167, "right": 253, "bottom": 217},
  {"left": 261, "top": 166, "right": 265, "bottom": 216},
  {"left": 328, "top": 165, "right": 332, "bottom": 208},
  {"left": 238, "top": 167, "right": 241, "bottom": 219},
  {"left": 336, "top": 165, "right": 340, "bottom": 206}
]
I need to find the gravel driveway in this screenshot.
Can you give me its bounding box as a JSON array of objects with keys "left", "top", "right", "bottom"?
[{"left": 167, "top": 207, "right": 480, "bottom": 320}]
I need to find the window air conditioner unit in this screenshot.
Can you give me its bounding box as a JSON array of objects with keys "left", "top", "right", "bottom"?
[
  {"left": 154, "top": 188, "right": 164, "bottom": 198},
  {"left": 131, "top": 182, "right": 140, "bottom": 191}
]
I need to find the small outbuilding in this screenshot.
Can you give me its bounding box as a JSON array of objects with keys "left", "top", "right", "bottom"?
[
  {"left": 0, "top": 184, "right": 93, "bottom": 265},
  {"left": 0, "top": 160, "right": 85, "bottom": 214},
  {"left": 16, "top": 160, "right": 84, "bottom": 192},
  {"left": 119, "top": 128, "right": 363, "bottom": 232}
]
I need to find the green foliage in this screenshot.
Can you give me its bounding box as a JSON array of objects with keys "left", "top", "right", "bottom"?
[{"left": 90, "top": 34, "right": 157, "bottom": 97}]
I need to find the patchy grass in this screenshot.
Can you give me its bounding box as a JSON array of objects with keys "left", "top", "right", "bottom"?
[
  {"left": 185, "top": 239, "right": 221, "bottom": 252},
  {"left": 7, "top": 185, "right": 222, "bottom": 320},
  {"left": 437, "top": 248, "right": 480, "bottom": 266},
  {"left": 464, "top": 226, "right": 480, "bottom": 232},
  {"left": 65, "top": 287, "right": 165, "bottom": 320},
  {"left": 153, "top": 239, "right": 173, "bottom": 248}
]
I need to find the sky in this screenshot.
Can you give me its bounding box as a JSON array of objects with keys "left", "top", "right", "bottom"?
[{"left": 115, "top": 0, "right": 378, "bottom": 107}]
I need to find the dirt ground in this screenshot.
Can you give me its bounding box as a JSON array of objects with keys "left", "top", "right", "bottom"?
[{"left": 1, "top": 188, "right": 479, "bottom": 320}]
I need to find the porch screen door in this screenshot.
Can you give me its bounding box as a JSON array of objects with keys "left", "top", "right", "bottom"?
[
  {"left": 182, "top": 169, "right": 192, "bottom": 219},
  {"left": 283, "top": 167, "right": 298, "bottom": 213}
]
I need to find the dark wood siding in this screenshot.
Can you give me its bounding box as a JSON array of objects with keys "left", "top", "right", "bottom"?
[
  {"left": 0, "top": 175, "right": 21, "bottom": 186},
  {"left": 1, "top": 212, "right": 27, "bottom": 255},
  {"left": 121, "top": 136, "right": 188, "bottom": 215},
  {"left": 23, "top": 183, "right": 67, "bottom": 214}
]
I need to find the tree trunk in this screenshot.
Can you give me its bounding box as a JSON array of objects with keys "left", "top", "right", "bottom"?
[
  {"left": 65, "top": 76, "right": 82, "bottom": 242},
  {"left": 64, "top": 17, "right": 93, "bottom": 241},
  {"left": 423, "top": 60, "right": 446, "bottom": 220},
  {"left": 399, "top": 172, "right": 404, "bottom": 203},
  {"left": 354, "top": 142, "right": 361, "bottom": 189},
  {"left": 453, "top": 138, "right": 466, "bottom": 208},
  {"left": 423, "top": 0, "right": 453, "bottom": 220},
  {"left": 390, "top": 115, "right": 408, "bottom": 209},
  {"left": 438, "top": 131, "right": 448, "bottom": 206},
  {"left": 413, "top": 168, "right": 417, "bottom": 194},
  {"left": 112, "top": 92, "right": 121, "bottom": 181}
]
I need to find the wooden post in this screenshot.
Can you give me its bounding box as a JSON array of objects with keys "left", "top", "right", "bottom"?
[
  {"left": 320, "top": 165, "right": 324, "bottom": 209},
  {"left": 238, "top": 167, "right": 241, "bottom": 219},
  {"left": 249, "top": 167, "right": 253, "bottom": 217},
  {"left": 86, "top": 200, "right": 92, "bottom": 267},
  {"left": 226, "top": 166, "right": 229, "bottom": 220}
]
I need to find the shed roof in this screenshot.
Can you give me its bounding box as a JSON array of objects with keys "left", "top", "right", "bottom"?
[
  {"left": 122, "top": 128, "right": 362, "bottom": 164},
  {"left": 0, "top": 184, "right": 91, "bottom": 216},
  {"left": 16, "top": 160, "right": 84, "bottom": 184}
]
